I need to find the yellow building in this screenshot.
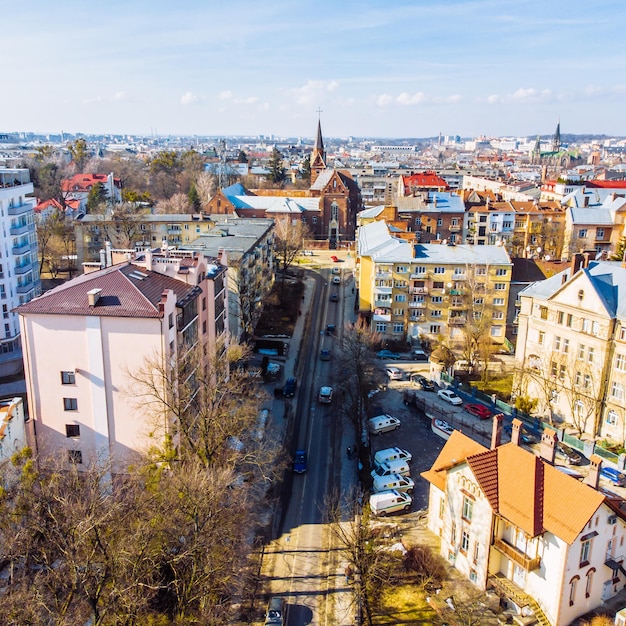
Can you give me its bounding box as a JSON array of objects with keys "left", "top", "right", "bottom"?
[{"left": 357, "top": 221, "right": 512, "bottom": 348}]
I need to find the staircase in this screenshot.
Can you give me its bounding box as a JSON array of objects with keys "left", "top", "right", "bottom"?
[{"left": 490, "top": 573, "right": 552, "bottom": 626}]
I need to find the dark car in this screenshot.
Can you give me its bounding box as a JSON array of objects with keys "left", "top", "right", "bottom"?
[
  {"left": 464, "top": 403, "right": 493, "bottom": 420},
  {"left": 283, "top": 377, "right": 297, "bottom": 398},
  {"left": 504, "top": 423, "right": 540, "bottom": 445},
  {"left": 320, "top": 348, "right": 331, "bottom": 361},
  {"left": 265, "top": 596, "right": 286, "bottom": 625},
  {"left": 293, "top": 449, "right": 307, "bottom": 474},
  {"left": 412, "top": 348, "right": 429, "bottom": 361},
  {"left": 330, "top": 293, "right": 339, "bottom": 302},
  {"left": 412, "top": 375, "right": 435, "bottom": 391},
  {"left": 376, "top": 349, "right": 400, "bottom": 360},
  {"left": 326, "top": 324, "right": 336, "bottom": 335},
  {"left": 556, "top": 442, "right": 583, "bottom": 466}
]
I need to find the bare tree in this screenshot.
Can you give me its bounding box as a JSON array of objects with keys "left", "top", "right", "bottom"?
[
  {"left": 154, "top": 192, "right": 192, "bottom": 214},
  {"left": 274, "top": 217, "right": 311, "bottom": 277}
]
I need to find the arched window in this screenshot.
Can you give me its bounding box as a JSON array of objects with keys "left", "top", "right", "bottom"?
[
  {"left": 585, "top": 568, "right": 595, "bottom": 598},
  {"left": 569, "top": 575, "right": 580, "bottom": 606}
]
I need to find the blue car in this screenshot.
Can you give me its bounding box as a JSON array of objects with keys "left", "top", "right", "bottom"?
[
  {"left": 293, "top": 449, "right": 307, "bottom": 473},
  {"left": 376, "top": 349, "right": 400, "bottom": 360},
  {"left": 600, "top": 466, "right": 626, "bottom": 487},
  {"left": 283, "top": 377, "right": 297, "bottom": 398}
]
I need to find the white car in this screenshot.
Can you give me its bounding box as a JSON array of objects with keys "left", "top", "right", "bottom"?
[
  {"left": 437, "top": 388, "right": 463, "bottom": 405},
  {"left": 385, "top": 366, "right": 403, "bottom": 380},
  {"left": 318, "top": 385, "right": 333, "bottom": 403},
  {"left": 332, "top": 276, "right": 341, "bottom": 284}
]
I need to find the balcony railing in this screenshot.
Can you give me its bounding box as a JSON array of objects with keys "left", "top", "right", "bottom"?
[
  {"left": 10, "top": 223, "right": 33, "bottom": 236},
  {"left": 14, "top": 262, "right": 32, "bottom": 276},
  {"left": 12, "top": 243, "right": 31, "bottom": 255},
  {"left": 411, "top": 287, "right": 428, "bottom": 294},
  {"left": 408, "top": 301, "right": 425, "bottom": 308},
  {"left": 7, "top": 203, "right": 32, "bottom": 216},
  {"left": 374, "top": 300, "right": 391, "bottom": 309},
  {"left": 493, "top": 538, "right": 541, "bottom": 571},
  {"left": 449, "top": 316, "right": 467, "bottom": 325}
]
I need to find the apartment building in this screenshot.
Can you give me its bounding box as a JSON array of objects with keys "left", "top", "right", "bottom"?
[
  {"left": 357, "top": 221, "right": 512, "bottom": 346},
  {"left": 422, "top": 424, "right": 626, "bottom": 626},
  {"left": 514, "top": 255, "right": 626, "bottom": 440},
  {"left": 0, "top": 168, "right": 41, "bottom": 378},
  {"left": 74, "top": 212, "right": 217, "bottom": 266},
  {"left": 18, "top": 258, "right": 225, "bottom": 473}
]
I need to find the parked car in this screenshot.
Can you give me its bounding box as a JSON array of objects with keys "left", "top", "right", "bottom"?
[
  {"left": 374, "top": 446, "right": 412, "bottom": 466},
  {"left": 369, "top": 490, "right": 412, "bottom": 516},
  {"left": 464, "top": 403, "right": 492, "bottom": 420},
  {"left": 367, "top": 414, "right": 401, "bottom": 435},
  {"left": 330, "top": 293, "right": 339, "bottom": 302},
  {"left": 320, "top": 348, "right": 331, "bottom": 361},
  {"left": 412, "top": 375, "right": 435, "bottom": 391},
  {"left": 556, "top": 442, "right": 583, "bottom": 465},
  {"left": 283, "top": 377, "right": 297, "bottom": 398},
  {"left": 437, "top": 388, "right": 463, "bottom": 405},
  {"left": 332, "top": 276, "right": 341, "bottom": 285},
  {"left": 412, "top": 348, "right": 428, "bottom": 361},
  {"left": 326, "top": 324, "right": 336, "bottom": 335},
  {"left": 503, "top": 423, "right": 540, "bottom": 445},
  {"left": 318, "top": 385, "right": 333, "bottom": 403},
  {"left": 376, "top": 349, "right": 400, "bottom": 360},
  {"left": 372, "top": 473, "right": 415, "bottom": 494},
  {"left": 293, "top": 450, "right": 307, "bottom": 474},
  {"left": 385, "top": 366, "right": 403, "bottom": 381},
  {"left": 265, "top": 596, "right": 286, "bottom": 625},
  {"left": 331, "top": 267, "right": 340, "bottom": 275},
  {"left": 330, "top": 255, "right": 339, "bottom": 262},
  {"left": 600, "top": 466, "right": 626, "bottom": 487}
]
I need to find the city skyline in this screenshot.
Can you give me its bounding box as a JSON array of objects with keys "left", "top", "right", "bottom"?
[{"left": 6, "top": 0, "right": 626, "bottom": 140}]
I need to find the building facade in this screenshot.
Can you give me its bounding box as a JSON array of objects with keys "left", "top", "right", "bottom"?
[
  {"left": 18, "top": 259, "right": 225, "bottom": 473},
  {"left": 357, "top": 221, "right": 512, "bottom": 347},
  {"left": 514, "top": 255, "right": 626, "bottom": 440},
  {"left": 422, "top": 426, "right": 626, "bottom": 626},
  {"left": 0, "top": 168, "right": 41, "bottom": 378}
]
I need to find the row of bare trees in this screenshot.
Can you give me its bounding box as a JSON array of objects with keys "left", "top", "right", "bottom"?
[{"left": 0, "top": 342, "right": 285, "bottom": 624}]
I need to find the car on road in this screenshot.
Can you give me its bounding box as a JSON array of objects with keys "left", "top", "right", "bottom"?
[
  {"left": 283, "top": 377, "right": 297, "bottom": 398},
  {"left": 330, "top": 292, "right": 339, "bottom": 302},
  {"left": 331, "top": 267, "right": 340, "bottom": 275},
  {"left": 320, "top": 348, "right": 331, "bottom": 361},
  {"left": 330, "top": 255, "right": 339, "bottom": 262},
  {"left": 376, "top": 349, "right": 400, "bottom": 360},
  {"left": 326, "top": 324, "right": 336, "bottom": 335},
  {"left": 332, "top": 276, "right": 341, "bottom": 285},
  {"left": 318, "top": 385, "right": 333, "bottom": 403},
  {"left": 385, "top": 366, "right": 403, "bottom": 380},
  {"left": 265, "top": 596, "right": 286, "bottom": 625},
  {"left": 293, "top": 450, "right": 307, "bottom": 474},
  {"left": 412, "top": 375, "right": 435, "bottom": 391},
  {"left": 600, "top": 466, "right": 626, "bottom": 487},
  {"left": 556, "top": 441, "right": 583, "bottom": 465},
  {"left": 464, "top": 403, "right": 492, "bottom": 420},
  {"left": 437, "top": 388, "right": 463, "bottom": 405}
]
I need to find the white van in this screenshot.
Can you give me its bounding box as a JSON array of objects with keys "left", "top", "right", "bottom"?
[
  {"left": 371, "top": 459, "right": 411, "bottom": 479},
  {"left": 372, "top": 473, "right": 414, "bottom": 494},
  {"left": 369, "top": 489, "right": 412, "bottom": 516},
  {"left": 367, "top": 414, "right": 401, "bottom": 435},
  {"left": 374, "top": 446, "right": 412, "bottom": 467}
]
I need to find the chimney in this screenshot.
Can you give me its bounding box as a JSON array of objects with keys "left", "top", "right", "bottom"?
[
  {"left": 582, "top": 251, "right": 591, "bottom": 268},
  {"left": 105, "top": 241, "right": 113, "bottom": 267},
  {"left": 540, "top": 430, "right": 558, "bottom": 465},
  {"left": 570, "top": 253, "right": 584, "bottom": 277},
  {"left": 510, "top": 418, "right": 523, "bottom": 446},
  {"left": 491, "top": 413, "right": 504, "bottom": 449},
  {"left": 585, "top": 454, "right": 602, "bottom": 490},
  {"left": 99, "top": 248, "right": 106, "bottom": 269},
  {"left": 87, "top": 288, "right": 102, "bottom": 307}
]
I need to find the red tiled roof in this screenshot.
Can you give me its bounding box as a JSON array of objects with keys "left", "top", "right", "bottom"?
[
  {"left": 401, "top": 171, "right": 450, "bottom": 192},
  {"left": 61, "top": 173, "right": 121, "bottom": 193},
  {"left": 17, "top": 262, "right": 199, "bottom": 319},
  {"left": 34, "top": 198, "right": 63, "bottom": 213}
]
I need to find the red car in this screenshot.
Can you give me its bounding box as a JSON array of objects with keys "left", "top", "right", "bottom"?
[
  {"left": 330, "top": 255, "right": 339, "bottom": 262},
  {"left": 464, "top": 403, "right": 492, "bottom": 420}
]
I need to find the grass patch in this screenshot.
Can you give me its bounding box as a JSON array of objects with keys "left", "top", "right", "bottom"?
[
  {"left": 469, "top": 375, "right": 513, "bottom": 401},
  {"left": 376, "top": 584, "right": 438, "bottom": 625}
]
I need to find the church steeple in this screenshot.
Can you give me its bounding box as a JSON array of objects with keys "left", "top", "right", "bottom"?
[
  {"left": 310, "top": 116, "right": 326, "bottom": 185},
  {"left": 552, "top": 120, "right": 561, "bottom": 153}
]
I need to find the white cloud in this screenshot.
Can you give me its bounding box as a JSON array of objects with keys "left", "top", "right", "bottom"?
[
  {"left": 219, "top": 90, "right": 233, "bottom": 100},
  {"left": 396, "top": 91, "right": 425, "bottom": 105},
  {"left": 289, "top": 80, "right": 341, "bottom": 105},
  {"left": 181, "top": 91, "right": 199, "bottom": 105},
  {"left": 376, "top": 94, "right": 393, "bottom": 107},
  {"left": 233, "top": 96, "right": 259, "bottom": 105},
  {"left": 113, "top": 91, "right": 126, "bottom": 101}
]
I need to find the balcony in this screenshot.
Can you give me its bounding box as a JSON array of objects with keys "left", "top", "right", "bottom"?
[
  {"left": 14, "top": 262, "right": 32, "bottom": 275},
  {"left": 7, "top": 202, "right": 32, "bottom": 217},
  {"left": 449, "top": 316, "right": 467, "bottom": 325},
  {"left": 493, "top": 537, "right": 541, "bottom": 571},
  {"left": 408, "top": 301, "right": 425, "bottom": 308},
  {"left": 10, "top": 222, "right": 33, "bottom": 236},
  {"left": 410, "top": 273, "right": 427, "bottom": 280},
  {"left": 448, "top": 289, "right": 464, "bottom": 296},
  {"left": 375, "top": 271, "right": 392, "bottom": 279},
  {"left": 12, "top": 242, "right": 31, "bottom": 256},
  {"left": 411, "top": 286, "right": 429, "bottom": 295},
  {"left": 450, "top": 299, "right": 465, "bottom": 308},
  {"left": 17, "top": 282, "right": 35, "bottom": 295},
  {"left": 449, "top": 224, "right": 461, "bottom": 232},
  {"left": 374, "top": 300, "right": 391, "bottom": 309}
]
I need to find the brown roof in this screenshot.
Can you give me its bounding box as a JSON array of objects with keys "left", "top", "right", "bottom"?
[
  {"left": 17, "top": 262, "right": 200, "bottom": 319},
  {"left": 423, "top": 432, "right": 607, "bottom": 544}
]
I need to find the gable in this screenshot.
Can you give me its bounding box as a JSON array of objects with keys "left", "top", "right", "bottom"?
[{"left": 549, "top": 270, "right": 612, "bottom": 319}]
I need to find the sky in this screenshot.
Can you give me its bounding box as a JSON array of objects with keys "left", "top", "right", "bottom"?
[{"left": 5, "top": 0, "right": 626, "bottom": 140}]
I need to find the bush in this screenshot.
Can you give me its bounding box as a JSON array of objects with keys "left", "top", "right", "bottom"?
[{"left": 403, "top": 545, "right": 446, "bottom": 587}]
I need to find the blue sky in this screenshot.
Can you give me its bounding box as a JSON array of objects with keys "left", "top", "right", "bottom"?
[{"left": 5, "top": 0, "right": 626, "bottom": 139}]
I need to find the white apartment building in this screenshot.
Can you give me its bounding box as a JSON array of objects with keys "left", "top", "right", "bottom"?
[
  {"left": 422, "top": 423, "right": 626, "bottom": 626},
  {"left": 0, "top": 168, "right": 41, "bottom": 378},
  {"left": 18, "top": 257, "right": 226, "bottom": 473}
]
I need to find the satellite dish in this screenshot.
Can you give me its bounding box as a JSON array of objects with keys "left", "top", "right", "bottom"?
[{"left": 545, "top": 255, "right": 551, "bottom": 261}]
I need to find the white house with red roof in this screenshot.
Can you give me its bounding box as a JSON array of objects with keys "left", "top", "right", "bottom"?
[
  {"left": 61, "top": 172, "right": 122, "bottom": 212},
  {"left": 421, "top": 419, "right": 626, "bottom": 625}
]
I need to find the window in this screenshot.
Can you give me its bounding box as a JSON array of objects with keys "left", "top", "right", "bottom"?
[
  {"left": 202, "top": 320, "right": 207, "bottom": 334},
  {"left": 429, "top": 324, "right": 440, "bottom": 334},
  {"left": 578, "top": 229, "right": 587, "bottom": 238},
  {"left": 616, "top": 354, "right": 626, "bottom": 372},
  {"left": 538, "top": 331, "right": 545, "bottom": 345},
  {"left": 588, "top": 347, "right": 594, "bottom": 363},
  {"left": 431, "top": 296, "right": 443, "bottom": 304},
  {"left": 473, "top": 542, "right": 479, "bottom": 564},
  {"left": 582, "top": 318, "right": 591, "bottom": 333},
  {"left": 375, "top": 322, "right": 387, "bottom": 333},
  {"left": 584, "top": 374, "right": 591, "bottom": 389},
  {"left": 395, "top": 266, "right": 408, "bottom": 273},
  {"left": 469, "top": 569, "right": 478, "bottom": 583},
  {"left": 431, "top": 310, "right": 442, "bottom": 318},
  {"left": 493, "top": 298, "right": 505, "bottom": 306},
  {"left": 394, "top": 294, "right": 406, "bottom": 302},
  {"left": 437, "top": 218, "right": 443, "bottom": 226},
  {"left": 1, "top": 304, "right": 7, "bottom": 319},
  {"left": 434, "top": 267, "right": 445, "bottom": 274},
  {"left": 611, "top": 382, "right": 624, "bottom": 401},
  {"left": 492, "top": 311, "right": 504, "bottom": 320},
  {"left": 462, "top": 495, "right": 473, "bottom": 521},
  {"left": 168, "top": 312, "right": 174, "bottom": 329},
  {"left": 393, "top": 308, "right": 404, "bottom": 316},
  {"left": 574, "top": 399, "right": 584, "bottom": 417},
  {"left": 433, "top": 281, "right": 444, "bottom": 289},
  {"left": 570, "top": 577, "right": 579, "bottom": 606},
  {"left": 63, "top": 398, "right": 78, "bottom": 411},
  {"left": 451, "top": 523, "right": 457, "bottom": 543},
  {"left": 68, "top": 450, "right": 83, "bottom": 464},
  {"left": 621, "top": 327, "right": 626, "bottom": 341},
  {"left": 563, "top": 338, "right": 570, "bottom": 354},
  {"left": 606, "top": 410, "right": 619, "bottom": 426},
  {"left": 578, "top": 344, "right": 585, "bottom": 360},
  {"left": 490, "top": 326, "right": 503, "bottom": 337},
  {"left": 439, "top": 498, "right": 445, "bottom": 519},
  {"left": 554, "top": 336, "right": 562, "bottom": 351},
  {"left": 474, "top": 297, "right": 484, "bottom": 305},
  {"left": 414, "top": 266, "right": 426, "bottom": 275},
  {"left": 61, "top": 371, "right": 75, "bottom": 385},
  {"left": 539, "top": 306, "right": 548, "bottom": 320},
  {"left": 597, "top": 228, "right": 605, "bottom": 239},
  {"left": 392, "top": 323, "right": 404, "bottom": 333},
  {"left": 567, "top": 313, "right": 573, "bottom": 327},
  {"left": 461, "top": 531, "right": 470, "bottom": 553},
  {"left": 65, "top": 424, "right": 80, "bottom": 438},
  {"left": 580, "top": 539, "right": 591, "bottom": 566},
  {"left": 592, "top": 321, "right": 599, "bottom": 336},
  {"left": 494, "top": 283, "right": 506, "bottom": 290},
  {"left": 559, "top": 364, "right": 566, "bottom": 381},
  {"left": 496, "top": 268, "right": 507, "bottom": 276},
  {"left": 586, "top": 569, "right": 594, "bottom": 599},
  {"left": 558, "top": 311, "right": 564, "bottom": 324},
  {"left": 476, "top": 266, "right": 486, "bottom": 275}
]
